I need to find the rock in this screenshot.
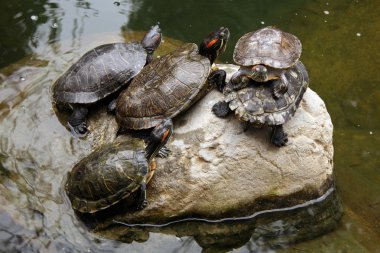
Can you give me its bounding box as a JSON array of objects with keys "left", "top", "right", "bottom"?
[{"left": 94, "top": 64, "right": 334, "bottom": 225}]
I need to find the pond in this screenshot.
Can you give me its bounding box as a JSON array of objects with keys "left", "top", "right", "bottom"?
[{"left": 0, "top": 0, "right": 379, "bottom": 252}]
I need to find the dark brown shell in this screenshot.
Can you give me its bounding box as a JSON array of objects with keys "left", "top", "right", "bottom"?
[
  {"left": 116, "top": 43, "right": 211, "bottom": 129},
  {"left": 53, "top": 42, "right": 146, "bottom": 104},
  {"left": 233, "top": 26, "right": 302, "bottom": 69},
  {"left": 65, "top": 139, "right": 149, "bottom": 213},
  {"left": 224, "top": 61, "right": 308, "bottom": 126}
]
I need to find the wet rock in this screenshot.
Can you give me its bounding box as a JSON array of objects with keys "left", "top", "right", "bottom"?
[{"left": 94, "top": 64, "right": 334, "bottom": 225}]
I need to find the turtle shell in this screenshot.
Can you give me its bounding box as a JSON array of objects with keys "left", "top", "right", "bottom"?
[
  {"left": 224, "top": 61, "right": 308, "bottom": 126},
  {"left": 53, "top": 42, "right": 147, "bottom": 105},
  {"left": 233, "top": 26, "right": 302, "bottom": 69},
  {"left": 116, "top": 43, "right": 211, "bottom": 129},
  {"left": 65, "top": 139, "right": 151, "bottom": 213}
]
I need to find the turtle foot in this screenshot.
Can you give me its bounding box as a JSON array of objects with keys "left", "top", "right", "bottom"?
[
  {"left": 67, "top": 122, "right": 88, "bottom": 138},
  {"left": 271, "top": 125, "right": 288, "bottom": 147},
  {"left": 68, "top": 106, "right": 88, "bottom": 137},
  {"left": 135, "top": 183, "right": 148, "bottom": 210},
  {"left": 212, "top": 101, "right": 230, "bottom": 117},
  {"left": 208, "top": 69, "right": 227, "bottom": 92},
  {"left": 136, "top": 199, "right": 148, "bottom": 210},
  {"left": 273, "top": 78, "right": 288, "bottom": 99},
  {"left": 156, "top": 145, "right": 171, "bottom": 158}
]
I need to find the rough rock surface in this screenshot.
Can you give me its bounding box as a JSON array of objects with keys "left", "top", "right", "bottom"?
[{"left": 105, "top": 64, "right": 334, "bottom": 224}]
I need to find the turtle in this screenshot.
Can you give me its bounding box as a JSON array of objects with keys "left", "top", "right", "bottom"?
[
  {"left": 229, "top": 26, "right": 302, "bottom": 98},
  {"left": 115, "top": 27, "right": 230, "bottom": 130},
  {"left": 65, "top": 118, "right": 173, "bottom": 213},
  {"left": 212, "top": 61, "right": 309, "bottom": 147},
  {"left": 52, "top": 24, "right": 162, "bottom": 137}
]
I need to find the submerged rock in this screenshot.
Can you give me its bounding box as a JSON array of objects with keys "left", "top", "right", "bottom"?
[{"left": 92, "top": 64, "right": 334, "bottom": 226}]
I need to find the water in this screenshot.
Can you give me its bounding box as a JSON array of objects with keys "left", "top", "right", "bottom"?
[{"left": 1, "top": 0, "right": 380, "bottom": 252}]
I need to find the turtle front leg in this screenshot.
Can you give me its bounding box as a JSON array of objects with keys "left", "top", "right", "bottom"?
[
  {"left": 228, "top": 68, "right": 252, "bottom": 91},
  {"left": 68, "top": 106, "right": 89, "bottom": 137},
  {"left": 145, "top": 119, "right": 173, "bottom": 160},
  {"left": 271, "top": 125, "right": 288, "bottom": 147},
  {"left": 212, "top": 101, "right": 231, "bottom": 117},
  {"left": 136, "top": 183, "right": 147, "bottom": 210},
  {"left": 208, "top": 69, "right": 227, "bottom": 92},
  {"left": 272, "top": 73, "right": 289, "bottom": 98}
]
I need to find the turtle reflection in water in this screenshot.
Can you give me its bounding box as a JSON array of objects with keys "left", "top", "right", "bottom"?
[
  {"left": 115, "top": 27, "right": 230, "bottom": 130},
  {"left": 52, "top": 24, "right": 162, "bottom": 137},
  {"left": 65, "top": 119, "right": 173, "bottom": 213}
]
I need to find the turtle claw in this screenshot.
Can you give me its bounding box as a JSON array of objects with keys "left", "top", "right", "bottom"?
[
  {"left": 67, "top": 106, "right": 89, "bottom": 137},
  {"left": 208, "top": 69, "right": 227, "bottom": 92},
  {"left": 157, "top": 145, "right": 171, "bottom": 158},
  {"left": 272, "top": 134, "right": 288, "bottom": 147},
  {"left": 68, "top": 122, "right": 88, "bottom": 138},
  {"left": 212, "top": 101, "right": 230, "bottom": 117},
  {"left": 271, "top": 126, "right": 288, "bottom": 147},
  {"left": 136, "top": 199, "right": 148, "bottom": 210}
]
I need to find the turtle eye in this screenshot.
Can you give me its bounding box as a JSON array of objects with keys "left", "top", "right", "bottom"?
[{"left": 207, "top": 38, "right": 219, "bottom": 48}]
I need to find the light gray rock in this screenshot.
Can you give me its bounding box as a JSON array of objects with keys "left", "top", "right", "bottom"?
[{"left": 106, "top": 64, "right": 334, "bottom": 224}]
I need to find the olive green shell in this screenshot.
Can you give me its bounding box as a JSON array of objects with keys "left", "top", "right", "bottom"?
[
  {"left": 233, "top": 26, "right": 302, "bottom": 69},
  {"left": 65, "top": 139, "right": 149, "bottom": 213},
  {"left": 53, "top": 42, "right": 147, "bottom": 105},
  {"left": 116, "top": 43, "right": 211, "bottom": 129},
  {"left": 224, "top": 61, "right": 308, "bottom": 126}
]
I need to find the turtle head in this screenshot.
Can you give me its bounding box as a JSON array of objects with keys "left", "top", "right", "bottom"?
[
  {"left": 250, "top": 65, "right": 269, "bottom": 82},
  {"left": 199, "top": 27, "right": 230, "bottom": 64},
  {"left": 141, "top": 24, "right": 162, "bottom": 54},
  {"left": 145, "top": 119, "right": 173, "bottom": 161}
]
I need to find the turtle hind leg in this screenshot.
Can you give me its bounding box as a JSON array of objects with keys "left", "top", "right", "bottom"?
[
  {"left": 135, "top": 183, "right": 147, "bottom": 210},
  {"left": 68, "top": 106, "right": 89, "bottom": 137},
  {"left": 271, "top": 125, "right": 288, "bottom": 147},
  {"left": 212, "top": 101, "right": 231, "bottom": 117}
]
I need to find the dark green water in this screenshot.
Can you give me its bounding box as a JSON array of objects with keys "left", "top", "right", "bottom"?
[{"left": 0, "top": 0, "right": 379, "bottom": 252}]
